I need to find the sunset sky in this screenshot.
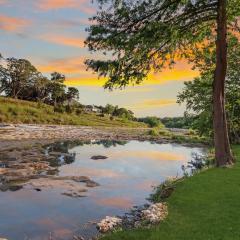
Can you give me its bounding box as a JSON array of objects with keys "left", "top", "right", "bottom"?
[{"left": 0, "top": 0, "right": 199, "bottom": 117}]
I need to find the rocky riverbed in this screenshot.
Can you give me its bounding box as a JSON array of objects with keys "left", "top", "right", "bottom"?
[
  {"left": 0, "top": 141, "right": 100, "bottom": 197},
  {"left": 0, "top": 124, "right": 152, "bottom": 141}
]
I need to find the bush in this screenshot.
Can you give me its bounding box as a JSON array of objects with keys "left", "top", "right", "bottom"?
[
  {"left": 149, "top": 177, "right": 181, "bottom": 203},
  {"left": 139, "top": 116, "right": 164, "bottom": 128},
  {"left": 8, "top": 106, "right": 18, "bottom": 116},
  {"left": 54, "top": 105, "right": 65, "bottom": 113},
  {"left": 159, "top": 129, "right": 172, "bottom": 137},
  {"left": 171, "top": 135, "right": 187, "bottom": 143},
  {"left": 65, "top": 105, "right": 73, "bottom": 113},
  {"left": 75, "top": 108, "right": 82, "bottom": 115},
  {"left": 148, "top": 128, "right": 159, "bottom": 136}
]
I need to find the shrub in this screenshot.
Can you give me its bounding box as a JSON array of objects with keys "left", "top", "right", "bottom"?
[
  {"left": 65, "top": 105, "right": 73, "bottom": 113},
  {"left": 159, "top": 129, "right": 172, "bottom": 137},
  {"left": 148, "top": 128, "right": 159, "bottom": 136},
  {"left": 75, "top": 108, "right": 82, "bottom": 115},
  {"left": 8, "top": 106, "right": 18, "bottom": 116},
  {"left": 54, "top": 105, "right": 65, "bottom": 113},
  {"left": 149, "top": 177, "right": 182, "bottom": 203},
  {"left": 139, "top": 116, "right": 164, "bottom": 128}
]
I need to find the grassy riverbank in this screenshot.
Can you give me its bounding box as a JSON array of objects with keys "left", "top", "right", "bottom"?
[
  {"left": 0, "top": 97, "right": 146, "bottom": 128},
  {"left": 102, "top": 145, "right": 240, "bottom": 240}
]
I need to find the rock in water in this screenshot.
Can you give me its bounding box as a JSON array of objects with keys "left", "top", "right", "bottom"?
[
  {"left": 97, "top": 216, "right": 122, "bottom": 233},
  {"left": 91, "top": 155, "right": 108, "bottom": 160}
]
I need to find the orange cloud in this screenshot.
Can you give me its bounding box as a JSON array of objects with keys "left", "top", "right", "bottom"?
[
  {"left": 39, "top": 34, "right": 85, "bottom": 48},
  {"left": 65, "top": 76, "right": 108, "bottom": 86},
  {"left": 148, "top": 61, "right": 198, "bottom": 84},
  {"left": 64, "top": 60, "right": 198, "bottom": 86},
  {"left": 36, "top": 0, "right": 95, "bottom": 14},
  {"left": 141, "top": 99, "right": 176, "bottom": 107},
  {"left": 0, "top": 14, "right": 31, "bottom": 32},
  {"left": 38, "top": 57, "right": 198, "bottom": 87},
  {"left": 38, "top": 56, "right": 86, "bottom": 74},
  {"left": 127, "top": 99, "right": 177, "bottom": 110}
]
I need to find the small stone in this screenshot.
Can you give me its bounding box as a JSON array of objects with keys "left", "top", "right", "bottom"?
[
  {"left": 86, "top": 180, "right": 100, "bottom": 188},
  {"left": 91, "top": 155, "right": 108, "bottom": 160}
]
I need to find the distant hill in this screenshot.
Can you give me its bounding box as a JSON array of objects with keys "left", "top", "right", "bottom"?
[{"left": 0, "top": 97, "right": 147, "bottom": 128}]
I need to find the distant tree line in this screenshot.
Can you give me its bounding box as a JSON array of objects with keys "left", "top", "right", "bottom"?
[
  {"left": 160, "top": 116, "right": 195, "bottom": 129},
  {"left": 0, "top": 55, "right": 79, "bottom": 111}
]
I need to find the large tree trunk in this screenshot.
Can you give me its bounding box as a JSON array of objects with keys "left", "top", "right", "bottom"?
[{"left": 213, "top": 0, "right": 234, "bottom": 166}]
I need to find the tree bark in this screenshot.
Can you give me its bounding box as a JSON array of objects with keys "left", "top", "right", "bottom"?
[{"left": 213, "top": 0, "right": 234, "bottom": 166}]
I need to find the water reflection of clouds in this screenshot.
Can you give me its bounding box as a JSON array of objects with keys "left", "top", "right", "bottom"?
[
  {"left": 134, "top": 180, "right": 159, "bottom": 191},
  {"left": 34, "top": 216, "right": 76, "bottom": 239},
  {"left": 108, "top": 150, "right": 187, "bottom": 161},
  {"left": 96, "top": 197, "right": 134, "bottom": 209},
  {"left": 61, "top": 166, "right": 124, "bottom": 179}
]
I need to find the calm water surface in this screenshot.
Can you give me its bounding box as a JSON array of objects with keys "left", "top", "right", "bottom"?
[{"left": 0, "top": 140, "right": 205, "bottom": 240}]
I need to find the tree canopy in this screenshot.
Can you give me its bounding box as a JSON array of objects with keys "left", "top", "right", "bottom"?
[
  {"left": 85, "top": 0, "right": 236, "bottom": 89},
  {"left": 0, "top": 55, "right": 79, "bottom": 108}
]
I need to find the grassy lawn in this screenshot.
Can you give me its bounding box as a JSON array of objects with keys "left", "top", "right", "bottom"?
[
  {"left": 102, "top": 145, "right": 240, "bottom": 240},
  {"left": 0, "top": 97, "right": 146, "bottom": 128}
]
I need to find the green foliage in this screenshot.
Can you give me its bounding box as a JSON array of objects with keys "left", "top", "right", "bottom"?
[
  {"left": 139, "top": 117, "right": 164, "bottom": 128},
  {"left": 158, "top": 129, "right": 172, "bottom": 137},
  {"left": 66, "top": 87, "right": 79, "bottom": 102},
  {"left": 102, "top": 104, "right": 135, "bottom": 120},
  {"left": 149, "top": 178, "right": 181, "bottom": 203},
  {"left": 83, "top": 0, "right": 240, "bottom": 89},
  {"left": 103, "top": 104, "right": 115, "bottom": 115},
  {"left": 54, "top": 105, "right": 65, "bottom": 113},
  {"left": 178, "top": 35, "right": 240, "bottom": 143},
  {"left": 101, "top": 146, "right": 240, "bottom": 240},
  {"left": 148, "top": 128, "right": 159, "bottom": 137},
  {"left": 65, "top": 105, "right": 73, "bottom": 113},
  {"left": 160, "top": 116, "right": 195, "bottom": 129},
  {"left": 0, "top": 56, "right": 80, "bottom": 107},
  {"left": 75, "top": 108, "right": 83, "bottom": 115}
]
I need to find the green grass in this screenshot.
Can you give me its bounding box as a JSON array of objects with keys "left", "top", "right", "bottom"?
[
  {"left": 0, "top": 97, "right": 146, "bottom": 128},
  {"left": 102, "top": 145, "right": 240, "bottom": 240}
]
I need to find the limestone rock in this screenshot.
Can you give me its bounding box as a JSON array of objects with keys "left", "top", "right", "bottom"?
[{"left": 97, "top": 216, "right": 122, "bottom": 233}]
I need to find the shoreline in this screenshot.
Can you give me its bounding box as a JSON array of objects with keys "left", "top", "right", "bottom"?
[{"left": 0, "top": 124, "right": 207, "bottom": 152}]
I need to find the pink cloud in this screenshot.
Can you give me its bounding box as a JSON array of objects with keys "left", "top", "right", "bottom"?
[
  {"left": 39, "top": 34, "right": 85, "bottom": 48},
  {"left": 0, "top": 14, "right": 31, "bottom": 32},
  {"left": 36, "top": 0, "right": 96, "bottom": 14},
  {"left": 37, "top": 56, "right": 87, "bottom": 74}
]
